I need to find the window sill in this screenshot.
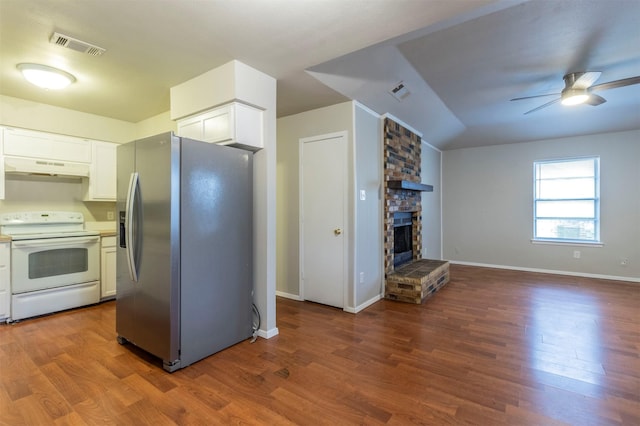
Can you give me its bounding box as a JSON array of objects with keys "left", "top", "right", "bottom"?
[{"left": 531, "top": 239, "right": 604, "bottom": 247}]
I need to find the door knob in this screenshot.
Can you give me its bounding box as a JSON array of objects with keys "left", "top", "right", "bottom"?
[{"left": 334, "top": 228, "right": 342, "bottom": 235}]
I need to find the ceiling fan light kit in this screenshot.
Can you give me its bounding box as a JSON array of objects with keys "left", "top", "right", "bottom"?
[
  {"left": 561, "top": 88, "right": 589, "bottom": 106},
  {"left": 512, "top": 71, "right": 640, "bottom": 114},
  {"left": 17, "top": 63, "right": 76, "bottom": 90}
]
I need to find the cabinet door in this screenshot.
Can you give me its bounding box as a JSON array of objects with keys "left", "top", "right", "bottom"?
[
  {"left": 177, "top": 106, "right": 232, "bottom": 143},
  {"left": 101, "top": 237, "right": 117, "bottom": 299},
  {"left": 85, "top": 141, "right": 117, "bottom": 201},
  {"left": 202, "top": 106, "right": 232, "bottom": 143},
  {"left": 176, "top": 103, "right": 263, "bottom": 149},
  {"left": 3, "top": 128, "right": 91, "bottom": 163},
  {"left": 177, "top": 119, "right": 205, "bottom": 141},
  {"left": 0, "top": 243, "right": 9, "bottom": 320}
]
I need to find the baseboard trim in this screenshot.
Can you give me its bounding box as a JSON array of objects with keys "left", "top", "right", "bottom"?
[
  {"left": 257, "top": 327, "right": 279, "bottom": 339},
  {"left": 276, "top": 291, "right": 383, "bottom": 313},
  {"left": 344, "top": 294, "right": 383, "bottom": 314},
  {"left": 450, "top": 261, "right": 640, "bottom": 283},
  {"left": 275, "top": 290, "right": 303, "bottom": 301}
]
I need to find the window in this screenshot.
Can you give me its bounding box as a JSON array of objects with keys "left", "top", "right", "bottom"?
[{"left": 533, "top": 157, "right": 600, "bottom": 243}]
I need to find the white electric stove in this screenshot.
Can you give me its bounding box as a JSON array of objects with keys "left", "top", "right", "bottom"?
[{"left": 0, "top": 211, "right": 100, "bottom": 321}]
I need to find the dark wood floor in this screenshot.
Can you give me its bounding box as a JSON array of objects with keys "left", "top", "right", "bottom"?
[{"left": 1, "top": 265, "right": 638, "bottom": 425}]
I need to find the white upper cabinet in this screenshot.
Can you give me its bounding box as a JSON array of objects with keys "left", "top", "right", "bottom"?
[
  {"left": 177, "top": 102, "right": 263, "bottom": 151},
  {"left": 84, "top": 141, "right": 117, "bottom": 201},
  {"left": 0, "top": 130, "right": 4, "bottom": 200},
  {"left": 0, "top": 127, "right": 117, "bottom": 202},
  {"left": 3, "top": 127, "right": 91, "bottom": 163}
]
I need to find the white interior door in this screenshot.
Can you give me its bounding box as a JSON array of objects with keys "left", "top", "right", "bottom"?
[{"left": 300, "top": 132, "right": 347, "bottom": 308}]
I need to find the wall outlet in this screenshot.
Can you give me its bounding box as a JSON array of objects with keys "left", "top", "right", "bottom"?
[
  {"left": 359, "top": 272, "right": 364, "bottom": 283},
  {"left": 573, "top": 250, "right": 581, "bottom": 259},
  {"left": 620, "top": 258, "right": 629, "bottom": 266},
  {"left": 107, "top": 211, "right": 114, "bottom": 220}
]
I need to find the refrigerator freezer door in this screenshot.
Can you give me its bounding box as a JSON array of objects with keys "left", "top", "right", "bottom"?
[
  {"left": 116, "top": 133, "right": 180, "bottom": 367},
  {"left": 116, "top": 140, "right": 136, "bottom": 346},
  {"left": 132, "top": 133, "right": 181, "bottom": 366}
]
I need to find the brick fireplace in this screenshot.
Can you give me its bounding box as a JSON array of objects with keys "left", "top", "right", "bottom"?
[
  {"left": 383, "top": 117, "right": 449, "bottom": 303},
  {"left": 383, "top": 117, "right": 425, "bottom": 275}
]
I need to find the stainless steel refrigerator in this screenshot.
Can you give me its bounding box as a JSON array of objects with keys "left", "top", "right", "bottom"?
[{"left": 116, "top": 132, "right": 253, "bottom": 372}]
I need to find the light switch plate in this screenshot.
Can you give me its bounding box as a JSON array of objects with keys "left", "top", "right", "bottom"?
[{"left": 359, "top": 190, "right": 366, "bottom": 201}]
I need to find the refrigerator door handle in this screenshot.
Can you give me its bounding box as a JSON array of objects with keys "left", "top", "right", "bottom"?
[{"left": 125, "top": 172, "right": 140, "bottom": 282}]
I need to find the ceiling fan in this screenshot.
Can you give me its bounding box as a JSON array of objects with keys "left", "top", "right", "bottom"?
[{"left": 511, "top": 72, "right": 640, "bottom": 115}]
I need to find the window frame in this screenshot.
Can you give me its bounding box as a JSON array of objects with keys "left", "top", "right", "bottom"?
[{"left": 532, "top": 156, "right": 601, "bottom": 244}]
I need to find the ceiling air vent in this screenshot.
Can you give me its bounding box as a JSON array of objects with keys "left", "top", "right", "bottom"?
[
  {"left": 389, "top": 81, "right": 410, "bottom": 102},
  {"left": 49, "top": 32, "right": 106, "bottom": 56}
]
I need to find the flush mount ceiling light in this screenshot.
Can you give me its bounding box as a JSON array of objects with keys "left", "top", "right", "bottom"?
[{"left": 17, "top": 63, "right": 76, "bottom": 90}]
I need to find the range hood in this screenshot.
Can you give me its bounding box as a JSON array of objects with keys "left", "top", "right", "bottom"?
[{"left": 4, "top": 156, "right": 89, "bottom": 178}]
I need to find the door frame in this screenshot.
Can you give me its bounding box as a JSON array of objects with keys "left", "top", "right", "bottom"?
[{"left": 298, "top": 131, "right": 349, "bottom": 307}]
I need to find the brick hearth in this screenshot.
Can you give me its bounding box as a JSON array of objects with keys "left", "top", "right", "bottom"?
[{"left": 385, "top": 259, "right": 450, "bottom": 304}]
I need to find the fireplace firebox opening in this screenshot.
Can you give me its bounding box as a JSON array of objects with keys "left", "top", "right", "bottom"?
[{"left": 393, "top": 212, "right": 413, "bottom": 267}]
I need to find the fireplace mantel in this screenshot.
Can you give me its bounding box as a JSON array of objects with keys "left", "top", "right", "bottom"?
[{"left": 388, "top": 180, "right": 433, "bottom": 192}]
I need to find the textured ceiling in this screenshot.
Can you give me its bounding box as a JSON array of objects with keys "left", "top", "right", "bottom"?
[
  {"left": 310, "top": 0, "right": 640, "bottom": 149},
  {"left": 0, "top": 0, "right": 492, "bottom": 122}
]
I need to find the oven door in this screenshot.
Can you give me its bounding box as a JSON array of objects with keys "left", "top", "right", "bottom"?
[{"left": 11, "top": 235, "right": 100, "bottom": 294}]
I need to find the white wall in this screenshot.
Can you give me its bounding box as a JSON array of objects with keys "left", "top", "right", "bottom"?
[
  {"left": 442, "top": 129, "right": 640, "bottom": 281},
  {"left": 276, "top": 101, "right": 354, "bottom": 300},
  {"left": 353, "top": 103, "right": 383, "bottom": 309},
  {"left": 2, "top": 176, "right": 114, "bottom": 222},
  {"left": 135, "top": 111, "right": 176, "bottom": 139},
  {"left": 0, "top": 95, "right": 136, "bottom": 143},
  {"left": 421, "top": 142, "right": 442, "bottom": 260}
]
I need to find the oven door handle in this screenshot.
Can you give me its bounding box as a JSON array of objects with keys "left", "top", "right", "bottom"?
[
  {"left": 125, "top": 172, "right": 140, "bottom": 282},
  {"left": 12, "top": 236, "right": 100, "bottom": 248}
]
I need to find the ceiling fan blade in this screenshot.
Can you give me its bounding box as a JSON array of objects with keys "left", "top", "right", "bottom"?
[
  {"left": 570, "top": 71, "right": 602, "bottom": 89},
  {"left": 523, "top": 98, "right": 561, "bottom": 115},
  {"left": 511, "top": 93, "right": 560, "bottom": 101},
  {"left": 591, "top": 76, "right": 640, "bottom": 91},
  {"left": 586, "top": 94, "right": 606, "bottom": 106}
]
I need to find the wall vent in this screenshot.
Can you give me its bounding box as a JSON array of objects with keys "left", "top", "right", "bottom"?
[{"left": 49, "top": 32, "right": 106, "bottom": 56}]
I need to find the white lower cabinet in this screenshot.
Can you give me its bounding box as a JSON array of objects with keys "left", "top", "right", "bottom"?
[
  {"left": 101, "top": 236, "right": 116, "bottom": 299},
  {"left": 0, "top": 242, "right": 10, "bottom": 320}
]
